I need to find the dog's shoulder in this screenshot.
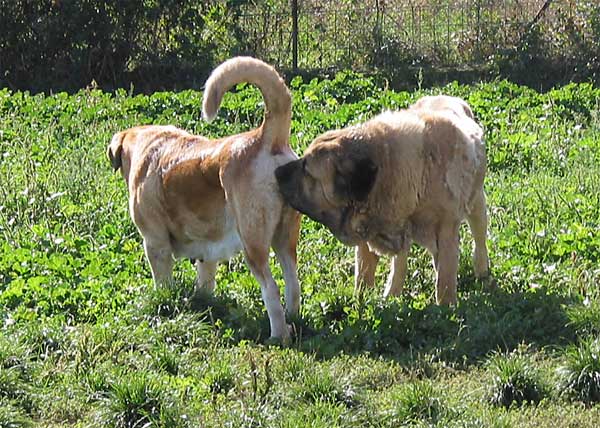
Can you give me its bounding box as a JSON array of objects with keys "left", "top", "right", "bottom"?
[
  {"left": 419, "top": 111, "right": 486, "bottom": 207},
  {"left": 109, "top": 125, "right": 177, "bottom": 182},
  {"left": 420, "top": 111, "right": 482, "bottom": 149}
]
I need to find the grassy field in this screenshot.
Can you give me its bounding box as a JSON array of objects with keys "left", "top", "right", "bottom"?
[{"left": 0, "top": 74, "right": 599, "bottom": 427}]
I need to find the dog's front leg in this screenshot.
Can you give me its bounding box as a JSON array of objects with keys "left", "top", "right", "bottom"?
[
  {"left": 466, "top": 189, "right": 490, "bottom": 279},
  {"left": 194, "top": 260, "right": 218, "bottom": 293},
  {"left": 434, "top": 222, "right": 460, "bottom": 305},
  {"left": 354, "top": 242, "right": 380, "bottom": 293},
  {"left": 143, "top": 239, "right": 174, "bottom": 286},
  {"left": 383, "top": 249, "right": 409, "bottom": 298}
]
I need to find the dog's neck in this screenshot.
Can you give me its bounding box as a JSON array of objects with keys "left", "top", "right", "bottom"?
[
  {"left": 346, "top": 199, "right": 372, "bottom": 239},
  {"left": 347, "top": 198, "right": 413, "bottom": 255}
]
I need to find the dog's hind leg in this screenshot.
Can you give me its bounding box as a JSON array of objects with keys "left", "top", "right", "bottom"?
[
  {"left": 244, "top": 243, "right": 289, "bottom": 341},
  {"left": 143, "top": 239, "right": 174, "bottom": 286},
  {"left": 225, "top": 169, "right": 289, "bottom": 340},
  {"left": 194, "top": 260, "right": 218, "bottom": 293},
  {"left": 466, "top": 189, "right": 490, "bottom": 279},
  {"left": 355, "top": 242, "right": 380, "bottom": 293},
  {"left": 434, "top": 221, "right": 460, "bottom": 305},
  {"left": 232, "top": 201, "right": 288, "bottom": 340},
  {"left": 383, "top": 249, "right": 409, "bottom": 298},
  {"left": 272, "top": 208, "right": 301, "bottom": 317}
]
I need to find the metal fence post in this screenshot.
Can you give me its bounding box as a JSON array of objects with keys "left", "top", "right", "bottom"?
[{"left": 291, "top": 0, "right": 298, "bottom": 71}]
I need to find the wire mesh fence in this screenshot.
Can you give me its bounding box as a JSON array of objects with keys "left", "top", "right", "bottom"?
[
  {"left": 235, "top": 0, "right": 562, "bottom": 71},
  {"left": 1, "top": 0, "right": 596, "bottom": 92}
]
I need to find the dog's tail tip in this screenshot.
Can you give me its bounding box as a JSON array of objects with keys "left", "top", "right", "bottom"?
[
  {"left": 201, "top": 90, "right": 220, "bottom": 123},
  {"left": 202, "top": 110, "right": 217, "bottom": 123}
]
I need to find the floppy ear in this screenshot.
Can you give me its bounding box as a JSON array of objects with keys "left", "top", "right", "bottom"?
[
  {"left": 349, "top": 158, "right": 378, "bottom": 201},
  {"left": 335, "top": 157, "right": 378, "bottom": 202}
]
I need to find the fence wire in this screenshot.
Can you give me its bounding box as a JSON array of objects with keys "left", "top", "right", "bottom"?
[{"left": 236, "top": 0, "right": 553, "bottom": 70}]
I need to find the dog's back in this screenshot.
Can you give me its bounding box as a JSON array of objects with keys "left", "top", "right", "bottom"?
[
  {"left": 411, "top": 95, "right": 474, "bottom": 120},
  {"left": 107, "top": 125, "right": 195, "bottom": 186},
  {"left": 108, "top": 57, "right": 294, "bottom": 187}
]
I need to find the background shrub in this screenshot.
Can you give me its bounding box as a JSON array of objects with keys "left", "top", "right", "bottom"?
[{"left": 1, "top": 1, "right": 599, "bottom": 93}]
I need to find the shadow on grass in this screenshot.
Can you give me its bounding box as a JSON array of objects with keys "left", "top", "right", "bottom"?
[
  {"left": 297, "top": 283, "right": 579, "bottom": 363},
  {"left": 137, "top": 277, "right": 272, "bottom": 343},
  {"left": 139, "top": 274, "right": 582, "bottom": 365}
]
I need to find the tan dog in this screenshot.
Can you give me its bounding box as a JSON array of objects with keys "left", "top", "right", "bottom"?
[
  {"left": 276, "top": 95, "right": 489, "bottom": 305},
  {"left": 108, "top": 57, "right": 301, "bottom": 340}
]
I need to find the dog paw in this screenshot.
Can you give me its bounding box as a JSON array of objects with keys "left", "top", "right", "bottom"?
[{"left": 265, "top": 324, "right": 294, "bottom": 347}]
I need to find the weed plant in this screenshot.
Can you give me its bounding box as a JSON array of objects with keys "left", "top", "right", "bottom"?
[
  {"left": 386, "top": 381, "right": 448, "bottom": 425},
  {"left": 557, "top": 336, "right": 600, "bottom": 405},
  {"left": 486, "top": 349, "right": 546, "bottom": 408}
]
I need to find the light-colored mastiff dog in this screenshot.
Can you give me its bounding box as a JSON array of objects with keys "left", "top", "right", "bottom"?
[{"left": 276, "top": 95, "right": 489, "bottom": 305}]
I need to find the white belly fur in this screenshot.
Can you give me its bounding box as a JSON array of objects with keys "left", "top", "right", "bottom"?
[{"left": 172, "top": 208, "right": 243, "bottom": 262}]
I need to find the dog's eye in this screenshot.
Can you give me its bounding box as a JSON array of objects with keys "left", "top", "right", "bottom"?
[{"left": 302, "top": 159, "right": 307, "bottom": 173}]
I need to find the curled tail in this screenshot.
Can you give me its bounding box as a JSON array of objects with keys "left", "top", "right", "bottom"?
[{"left": 202, "top": 56, "right": 292, "bottom": 152}]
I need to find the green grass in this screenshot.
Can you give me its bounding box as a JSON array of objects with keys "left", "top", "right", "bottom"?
[
  {"left": 385, "top": 380, "right": 449, "bottom": 425},
  {"left": 95, "top": 371, "right": 168, "bottom": 428},
  {"left": 556, "top": 336, "right": 600, "bottom": 405},
  {"left": 486, "top": 348, "right": 546, "bottom": 408},
  {"left": 1, "top": 75, "right": 600, "bottom": 426}
]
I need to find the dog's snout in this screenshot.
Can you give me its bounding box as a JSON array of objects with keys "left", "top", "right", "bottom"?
[{"left": 275, "top": 161, "right": 297, "bottom": 185}]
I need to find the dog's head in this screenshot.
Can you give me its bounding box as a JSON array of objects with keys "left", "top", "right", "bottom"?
[{"left": 275, "top": 129, "right": 378, "bottom": 245}]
